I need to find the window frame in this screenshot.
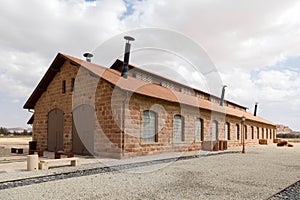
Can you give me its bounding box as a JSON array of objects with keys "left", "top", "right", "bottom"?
[
  {"left": 71, "top": 78, "right": 75, "bottom": 92},
  {"left": 141, "top": 110, "right": 158, "bottom": 143},
  {"left": 173, "top": 114, "right": 184, "bottom": 143},
  {"left": 195, "top": 118, "right": 203, "bottom": 142},
  {"left": 62, "top": 80, "right": 66, "bottom": 94},
  {"left": 212, "top": 120, "right": 218, "bottom": 141},
  {"left": 225, "top": 122, "right": 230, "bottom": 140},
  {"left": 236, "top": 124, "right": 240, "bottom": 140}
]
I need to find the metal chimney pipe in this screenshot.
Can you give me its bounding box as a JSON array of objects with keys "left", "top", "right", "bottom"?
[
  {"left": 220, "top": 85, "right": 227, "bottom": 106},
  {"left": 121, "top": 36, "right": 135, "bottom": 79},
  {"left": 83, "top": 53, "right": 93, "bottom": 62},
  {"left": 254, "top": 102, "right": 258, "bottom": 116}
]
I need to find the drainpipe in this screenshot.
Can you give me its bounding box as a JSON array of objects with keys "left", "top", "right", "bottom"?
[{"left": 121, "top": 91, "right": 129, "bottom": 156}]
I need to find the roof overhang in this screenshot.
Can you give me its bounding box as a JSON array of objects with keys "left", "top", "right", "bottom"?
[{"left": 23, "top": 53, "right": 80, "bottom": 109}]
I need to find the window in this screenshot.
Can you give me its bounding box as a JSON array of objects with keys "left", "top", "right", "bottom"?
[
  {"left": 212, "top": 120, "right": 218, "bottom": 141},
  {"left": 236, "top": 124, "right": 240, "bottom": 140},
  {"left": 196, "top": 92, "right": 205, "bottom": 99},
  {"left": 142, "top": 111, "right": 157, "bottom": 143},
  {"left": 174, "top": 115, "right": 184, "bottom": 142},
  {"left": 257, "top": 127, "right": 259, "bottom": 139},
  {"left": 262, "top": 128, "right": 264, "bottom": 139},
  {"left": 62, "top": 80, "right": 66, "bottom": 94},
  {"left": 270, "top": 129, "right": 272, "bottom": 139},
  {"left": 251, "top": 126, "right": 254, "bottom": 139},
  {"left": 161, "top": 81, "right": 175, "bottom": 90},
  {"left": 195, "top": 118, "right": 203, "bottom": 141},
  {"left": 225, "top": 122, "right": 230, "bottom": 140},
  {"left": 180, "top": 87, "right": 193, "bottom": 95},
  {"left": 210, "top": 97, "right": 220, "bottom": 104},
  {"left": 266, "top": 129, "right": 268, "bottom": 139},
  {"left": 71, "top": 78, "right": 75, "bottom": 92},
  {"left": 244, "top": 125, "right": 247, "bottom": 140},
  {"left": 135, "top": 72, "right": 152, "bottom": 83}
]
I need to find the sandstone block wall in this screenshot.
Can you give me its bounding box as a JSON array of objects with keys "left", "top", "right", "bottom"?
[
  {"left": 33, "top": 61, "right": 78, "bottom": 152},
  {"left": 32, "top": 60, "right": 276, "bottom": 159}
]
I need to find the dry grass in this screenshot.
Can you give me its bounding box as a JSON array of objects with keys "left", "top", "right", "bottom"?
[
  {"left": 284, "top": 138, "right": 300, "bottom": 143},
  {"left": 0, "top": 136, "right": 32, "bottom": 145}
]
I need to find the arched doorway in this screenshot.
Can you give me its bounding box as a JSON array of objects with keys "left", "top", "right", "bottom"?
[
  {"left": 48, "top": 109, "right": 64, "bottom": 151},
  {"left": 72, "top": 104, "right": 95, "bottom": 155}
]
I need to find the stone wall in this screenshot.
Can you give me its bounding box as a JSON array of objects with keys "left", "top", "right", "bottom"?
[
  {"left": 121, "top": 93, "right": 276, "bottom": 158},
  {"left": 32, "top": 60, "right": 276, "bottom": 158},
  {"left": 33, "top": 61, "right": 78, "bottom": 152}
]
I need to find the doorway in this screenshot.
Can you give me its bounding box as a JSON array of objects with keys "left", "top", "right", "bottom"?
[
  {"left": 48, "top": 109, "right": 64, "bottom": 151},
  {"left": 72, "top": 105, "right": 95, "bottom": 155}
]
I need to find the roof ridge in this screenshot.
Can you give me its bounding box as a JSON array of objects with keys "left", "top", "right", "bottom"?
[
  {"left": 112, "top": 59, "right": 247, "bottom": 109},
  {"left": 23, "top": 53, "right": 274, "bottom": 126}
]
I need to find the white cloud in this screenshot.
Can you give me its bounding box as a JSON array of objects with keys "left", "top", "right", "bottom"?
[
  {"left": 120, "top": 0, "right": 300, "bottom": 130},
  {"left": 221, "top": 67, "right": 300, "bottom": 130},
  {"left": 0, "top": 0, "right": 127, "bottom": 99},
  {"left": 1, "top": 0, "right": 300, "bottom": 130},
  {"left": 123, "top": 0, "right": 300, "bottom": 70}
]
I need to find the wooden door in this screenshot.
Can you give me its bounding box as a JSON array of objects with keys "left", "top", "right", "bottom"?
[
  {"left": 72, "top": 105, "right": 94, "bottom": 155},
  {"left": 48, "top": 109, "right": 64, "bottom": 151}
]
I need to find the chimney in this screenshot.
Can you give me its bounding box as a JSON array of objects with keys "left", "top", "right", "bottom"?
[
  {"left": 83, "top": 53, "right": 93, "bottom": 62},
  {"left": 121, "top": 36, "right": 135, "bottom": 79},
  {"left": 254, "top": 102, "right": 258, "bottom": 116},
  {"left": 220, "top": 85, "right": 227, "bottom": 106}
]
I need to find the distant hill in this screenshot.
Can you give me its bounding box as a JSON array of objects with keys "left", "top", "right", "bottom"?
[
  {"left": 276, "top": 124, "right": 300, "bottom": 138},
  {"left": 276, "top": 124, "right": 293, "bottom": 134}
]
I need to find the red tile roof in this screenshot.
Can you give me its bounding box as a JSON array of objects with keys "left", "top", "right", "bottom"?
[
  {"left": 110, "top": 59, "right": 248, "bottom": 110},
  {"left": 24, "top": 53, "right": 275, "bottom": 126}
]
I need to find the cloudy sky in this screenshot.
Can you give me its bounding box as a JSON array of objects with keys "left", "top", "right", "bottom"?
[{"left": 1, "top": 0, "right": 300, "bottom": 130}]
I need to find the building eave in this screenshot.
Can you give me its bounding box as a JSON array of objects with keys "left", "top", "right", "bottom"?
[{"left": 23, "top": 53, "right": 68, "bottom": 109}]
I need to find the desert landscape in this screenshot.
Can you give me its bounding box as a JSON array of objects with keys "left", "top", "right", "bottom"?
[{"left": 0, "top": 136, "right": 299, "bottom": 199}]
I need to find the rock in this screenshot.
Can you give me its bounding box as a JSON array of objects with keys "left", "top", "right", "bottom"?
[
  {"left": 259, "top": 139, "right": 268, "bottom": 145},
  {"left": 288, "top": 143, "right": 294, "bottom": 147}
]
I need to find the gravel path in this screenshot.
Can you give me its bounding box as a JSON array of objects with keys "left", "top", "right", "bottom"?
[
  {"left": 269, "top": 179, "right": 300, "bottom": 200},
  {"left": 0, "top": 144, "right": 299, "bottom": 200}
]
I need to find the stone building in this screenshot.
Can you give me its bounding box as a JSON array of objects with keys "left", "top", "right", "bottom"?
[{"left": 24, "top": 53, "right": 276, "bottom": 158}]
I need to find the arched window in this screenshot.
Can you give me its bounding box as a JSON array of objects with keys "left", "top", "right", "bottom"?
[
  {"left": 244, "top": 125, "right": 247, "bottom": 140},
  {"left": 251, "top": 126, "right": 254, "bottom": 140},
  {"left": 236, "top": 124, "right": 240, "bottom": 140},
  {"left": 174, "top": 115, "right": 184, "bottom": 142},
  {"left": 257, "top": 127, "right": 259, "bottom": 139},
  {"left": 212, "top": 120, "right": 218, "bottom": 141},
  {"left": 195, "top": 118, "right": 203, "bottom": 142},
  {"left": 142, "top": 110, "right": 157, "bottom": 143},
  {"left": 225, "top": 122, "right": 230, "bottom": 140}
]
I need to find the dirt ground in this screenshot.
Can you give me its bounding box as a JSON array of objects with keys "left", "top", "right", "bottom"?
[
  {"left": 0, "top": 136, "right": 98, "bottom": 173},
  {"left": 0, "top": 143, "right": 299, "bottom": 199}
]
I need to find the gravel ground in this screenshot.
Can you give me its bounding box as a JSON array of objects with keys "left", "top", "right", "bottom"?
[
  {"left": 0, "top": 144, "right": 300, "bottom": 200},
  {"left": 270, "top": 179, "right": 300, "bottom": 200}
]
